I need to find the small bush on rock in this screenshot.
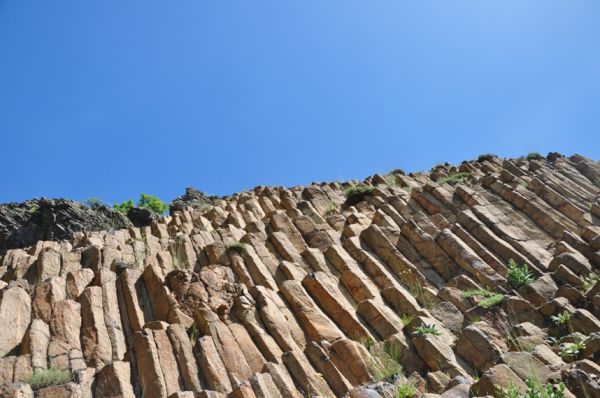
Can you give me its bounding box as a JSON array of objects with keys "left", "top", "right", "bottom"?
[
  {"left": 114, "top": 193, "right": 168, "bottom": 215},
  {"left": 344, "top": 185, "right": 375, "bottom": 206},
  {"left": 396, "top": 382, "right": 416, "bottom": 398},
  {"left": 551, "top": 311, "right": 571, "bottom": 326},
  {"left": 581, "top": 272, "right": 599, "bottom": 294},
  {"left": 507, "top": 259, "right": 534, "bottom": 288},
  {"left": 27, "top": 368, "right": 72, "bottom": 391},
  {"left": 84, "top": 196, "right": 105, "bottom": 207},
  {"left": 527, "top": 152, "right": 544, "bottom": 160},
  {"left": 477, "top": 153, "right": 496, "bottom": 162},
  {"left": 138, "top": 193, "right": 168, "bottom": 214},
  {"left": 114, "top": 199, "right": 134, "bottom": 214},
  {"left": 412, "top": 324, "right": 441, "bottom": 337}
]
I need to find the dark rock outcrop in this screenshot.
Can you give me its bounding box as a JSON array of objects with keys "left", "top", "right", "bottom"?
[
  {"left": 0, "top": 199, "right": 130, "bottom": 254},
  {"left": 170, "top": 187, "right": 214, "bottom": 214}
]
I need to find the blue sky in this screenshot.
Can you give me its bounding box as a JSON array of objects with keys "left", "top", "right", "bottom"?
[{"left": 1, "top": 1, "right": 599, "bottom": 204}]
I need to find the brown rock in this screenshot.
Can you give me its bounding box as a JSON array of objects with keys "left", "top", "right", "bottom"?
[{"left": 0, "top": 286, "right": 31, "bottom": 357}]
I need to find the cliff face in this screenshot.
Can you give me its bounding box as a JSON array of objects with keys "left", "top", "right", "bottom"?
[{"left": 1, "top": 153, "right": 600, "bottom": 397}]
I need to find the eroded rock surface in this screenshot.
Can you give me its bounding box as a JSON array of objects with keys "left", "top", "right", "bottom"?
[{"left": 1, "top": 153, "right": 599, "bottom": 397}]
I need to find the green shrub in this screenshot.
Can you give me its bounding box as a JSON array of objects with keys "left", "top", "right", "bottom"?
[
  {"left": 462, "top": 289, "right": 504, "bottom": 308},
  {"left": 595, "top": 176, "right": 600, "bottom": 188},
  {"left": 559, "top": 339, "right": 586, "bottom": 360},
  {"left": 27, "top": 368, "right": 72, "bottom": 390},
  {"left": 436, "top": 172, "right": 471, "bottom": 185},
  {"left": 226, "top": 241, "right": 246, "bottom": 253},
  {"left": 526, "top": 152, "right": 544, "bottom": 160},
  {"left": 413, "top": 324, "right": 441, "bottom": 337},
  {"left": 344, "top": 185, "right": 375, "bottom": 206},
  {"left": 383, "top": 174, "right": 399, "bottom": 187},
  {"left": 396, "top": 383, "right": 416, "bottom": 398},
  {"left": 84, "top": 196, "right": 105, "bottom": 207},
  {"left": 324, "top": 202, "right": 338, "bottom": 216},
  {"left": 138, "top": 193, "right": 168, "bottom": 214},
  {"left": 400, "top": 313, "right": 415, "bottom": 326},
  {"left": 507, "top": 259, "right": 534, "bottom": 288},
  {"left": 390, "top": 168, "right": 405, "bottom": 176},
  {"left": 477, "top": 153, "right": 496, "bottom": 162},
  {"left": 114, "top": 199, "right": 134, "bottom": 214},
  {"left": 581, "top": 272, "right": 599, "bottom": 294},
  {"left": 551, "top": 311, "right": 571, "bottom": 326},
  {"left": 26, "top": 203, "right": 39, "bottom": 214},
  {"left": 500, "top": 378, "right": 566, "bottom": 398}
]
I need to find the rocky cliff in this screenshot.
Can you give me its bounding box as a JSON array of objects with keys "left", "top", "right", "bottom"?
[{"left": 1, "top": 153, "right": 600, "bottom": 397}]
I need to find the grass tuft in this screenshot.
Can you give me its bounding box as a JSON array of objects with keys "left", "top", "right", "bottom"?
[
  {"left": 188, "top": 324, "right": 200, "bottom": 343},
  {"left": 323, "top": 202, "right": 338, "bottom": 216},
  {"left": 399, "top": 313, "right": 415, "bottom": 326},
  {"left": 27, "top": 368, "right": 72, "bottom": 391},
  {"left": 462, "top": 289, "right": 504, "bottom": 308},
  {"left": 413, "top": 324, "right": 441, "bottom": 337},
  {"left": 396, "top": 382, "right": 416, "bottom": 398},
  {"left": 436, "top": 172, "right": 471, "bottom": 185},
  {"left": 225, "top": 241, "right": 247, "bottom": 253},
  {"left": 365, "top": 341, "right": 403, "bottom": 381}
]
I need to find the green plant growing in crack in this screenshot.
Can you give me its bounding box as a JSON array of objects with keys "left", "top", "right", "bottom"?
[
  {"left": 436, "top": 171, "right": 471, "bottom": 185},
  {"left": 365, "top": 341, "right": 403, "bottom": 381},
  {"left": 506, "top": 259, "right": 534, "bottom": 288},
  {"left": 323, "top": 202, "right": 338, "bottom": 216},
  {"left": 559, "top": 338, "right": 586, "bottom": 360},
  {"left": 383, "top": 174, "right": 399, "bottom": 187},
  {"left": 396, "top": 382, "right": 416, "bottom": 398},
  {"left": 499, "top": 377, "right": 566, "bottom": 398},
  {"left": 462, "top": 289, "right": 505, "bottom": 308},
  {"left": 187, "top": 324, "right": 200, "bottom": 343},
  {"left": 27, "top": 368, "right": 73, "bottom": 391},
  {"left": 550, "top": 311, "right": 571, "bottom": 327},
  {"left": 413, "top": 324, "right": 441, "bottom": 337},
  {"left": 407, "top": 280, "right": 435, "bottom": 309},
  {"left": 399, "top": 313, "right": 415, "bottom": 326},
  {"left": 225, "top": 241, "right": 246, "bottom": 253},
  {"left": 344, "top": 185, "right": 375, "bottom": 206},
  {"left": 581, "top": 272, "right": 599, "bottom": 294}
]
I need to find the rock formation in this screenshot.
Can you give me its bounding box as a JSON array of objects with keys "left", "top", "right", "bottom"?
[{"left": 1, "top": 153, "right": 600, "bottom": 397}]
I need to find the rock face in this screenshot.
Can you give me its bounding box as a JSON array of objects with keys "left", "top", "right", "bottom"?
[
  {"left": 1, "top": 153, "right": 600, "bottom": 397},
  {"left": 0, "top": 199, "right": 130, "bottom": 254}
]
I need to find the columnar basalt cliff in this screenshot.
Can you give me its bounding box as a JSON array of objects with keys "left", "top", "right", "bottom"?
[{"left": 1, "top": 153, "right": 600, "bottom": 397}]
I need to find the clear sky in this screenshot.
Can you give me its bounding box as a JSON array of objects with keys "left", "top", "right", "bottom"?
[{"left": 1, "top": 1, "right": 599, "bottom": 204}]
